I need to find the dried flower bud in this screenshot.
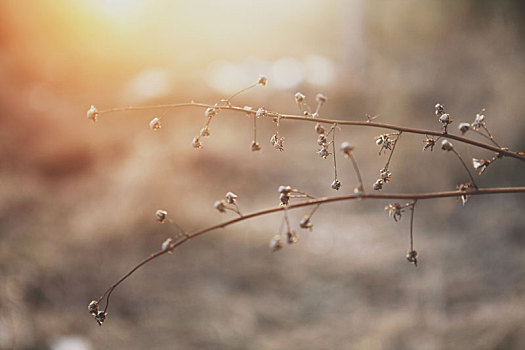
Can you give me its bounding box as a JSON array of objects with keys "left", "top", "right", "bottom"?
[
  {"left": 214, "top": 200, "right": 226, "bottom": 213},
  {"left": 472, "top": 113, "right": 485, "bottom": 130},
  {"left": 256, "top": 107, "right": 267, "bottom": 118},
  {"left": 205, "top": 107, "right": 216, "bottom": 118},
  {"left": 472, "top": 158, "right": 490, "bottom": 174},
  {"left": 87, "top": 105, "right": 99, "bottom": 123},
  {"left": 155, "top": 209, "right": 168, "bottom": 223},
  {"left": 250, "top": 141, "right": 261, "bottom": 152},
  {"left": 406, "top": 250, "right": 418, "bottom": 266},
  {"left": 200, "top": 126, "right": 210, "bottom": 137},
  {"left": 317, "top": 146, "right": 330, "bottom": 159},
  {"left": 458, "top": 122, "right": 470, "bottom": 134},
  {"left": 88, "top": 300, "right": 99, "bottom": 315},
  {"left": 299, "top": 216, "right": 313, "bottom": 230},
  {"left": 192, "top": 137, "right": 202, "bottom": 149},
  {"left": 423, "top": 136, "right": 437, "bottom": 151},
  {"left": 161, "top": 238, "right": 174, "bottom": 253},
  {"left": 354, "top": 185, "right": 364, "bottom": 196},
  {"left": 373, "top": 179, "right": 384, "bottom": 191},
  {"left": 149, "top": 117, "right": 161, "bottom": 131},
  {"left": 270, "top": 134, "right": 284, "bottom": 151},
  {"left": 340, "top": 141, "right": 354, "bottom": 157},
  {"left": 441, "top": 139, "right": 454, "bottom": 151},
  {"left": 269, "top": 235, "right": 283, "bottom": 252},
  {"left": 316, "top": 93, "right": 327, "bottom": 104},
  {"left": 295, "top": 92, "right": 305, "bottom": 104},
  {"left": 95, "top": 310, "right": 107, "bottom": 326},
  {"left": 379, "top": 168, "right": 392, "bottom": 182},
  {"left": 225, "top": 192, "right": 238, "bottom": 204},
  {"left": 286, "top": 230, "right": 298, "bottom": 244},
  {"left": 317, "top": 134, "right": 327, "bottom": 146},
  {"left": 315, "top": 123, "right": 325, "bottom": 134},
  {"left": 434, "top": 103, "right": 444, "bottom": 117},
  {"left": 331, "top": 179, "right": 341, "bottom": 190},
  {"left": 385, "top": 202, "right": 403, "bottom": 222},
  {"left": 439, "top": 113, "right": 451, "bottom": 124},
  {"left": 280, "top": 193, "right": 290, "bottom": 206},
  {"left": 257, "top": 75, "right": 268, "bottom": 86},
  {"left": 312, "top": 112, "right": 319, "bottom": 118}
]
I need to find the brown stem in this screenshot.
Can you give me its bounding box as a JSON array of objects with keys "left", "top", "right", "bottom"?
[
  {"left": 349, "top": 155, "right": 364, "bottom": 191},
  {"left": 384, "top": 132, "right": 402, "bottom": 169},
  {"left": 451, "top": 148, "right": 479, "bottom": 189}
]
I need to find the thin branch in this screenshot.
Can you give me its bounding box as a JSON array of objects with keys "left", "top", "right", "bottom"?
[
  {"left": 96, "top": 103, "right": 525, "bottom": 161},
  {"left": 451, "top": 148, "right": 479, "bottom": 189},
  {"left": 384, "top": 132, "right": 402, "bottom": 169},
  {"left": 349, "top": 155, "right": 364, "bottom": 191},
  {"left": 97, "top": 186, "right": 525, "bottom": 311}
]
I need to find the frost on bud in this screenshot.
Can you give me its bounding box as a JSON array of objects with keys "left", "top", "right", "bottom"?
[
  {"left": 155, "top": 209, "right": 168, "bottom": 223},
  {"left": 192, "top": 137, "right": 202, "bottom": 149},
  {"left": 316, "top": 93, "right": 327, "bottom": 104},
  {"left": 269, "top": 235, "right": 283, "bottom": 252},
  {"left": 406, "top": 250, "right": 418, "bottom": 267},
  {"left": 250, "top": 141, "right": 261, "bottom": 152},
  {"left": 87, "top": 105, "right": 99, "bottom": 123},
  {"left": 299, "top": 216, "right": 313, "bottom": 230},
  {"left": 88, "top": 300, "right": 99, "bottom": 315},
  {"left": 315, "top": 123, "right": 325, "bottom": 134},
  {"left": 440, "top": 139, "right": 454, "bottom": 151},
  {"left": 214, "top": 200, "right": 226, "bottom": 213},
  {"left": 331, "top": 179, "right": 341, "bottom": 190},
  {"left": 458, "top": 122, "right": 470, "bottom": 134},
  {"left": 373, "top": 179, "right": 384, "bottom": 191},
  {"left": 205, "top": 107, "right": 216, "bottom": 118},
  {"left": 200, "top": 126, "right": 210, "bottom": 137},
  {"left": 340, "top": 141, "right": 354, "bottom": 157},
  {"left": 225, "top": 192, "right": 238, "bottom": 204},
  {"left": 149, "top": 117, "right": 161, "bottom": 131},
  {"left": 161, "top": 238, "right": 174, "bottom": 253},
  {"left": 257, "top": 75, "right": 268, "bottom": 86},
  {"left": 295, "top": 92, "right": 305, "bottom": 104}
]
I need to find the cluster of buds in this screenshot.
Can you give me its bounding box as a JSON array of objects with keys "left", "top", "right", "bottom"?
[
  {"left": 317, "top": 133, "right": 331, "bottom": 159},
  {"left": 406, "top": 250, "right": 418, "bottom": 267},
  {"left": 87, "top": 105, "right": 99, "bottom": 123},
  {"left": 379, "top": 168, "right": 392, "bottom": 183},
  {"left": 88, "top": 300, "right": 107, "bottom": 326},
  {"left": 192, "top": 107, "right": 217, "bottom": 149},
  {"left": 270, "top": 133, "right": 285, "bottom": 151},
  {"left": 472, "top": 158, "right": 491, "bottom": 175},
  {"left": 256, "top": 107, "right": 267, "bottom": 119},
  {"left": 279, "top": 185, "right": 292, "bottom": 206},
  {"left": 149, "top": 117, "right": 161, "bottom": 131},
  {"left": 214, "top": 192, "right": 240, "bottom": 215},
  {"left": 385, "top": 202, "right": 404, "bottom": 222},
  {"left": 375, "top": 134, "right": 395, "bottom": 155},
  {"left": 435, "top": 103, "right": 452, "bottom": 133}
]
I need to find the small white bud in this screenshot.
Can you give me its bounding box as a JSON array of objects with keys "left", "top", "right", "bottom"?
[
  {"left": 340, "top": 141, "right": 354, "bottom": 157},
  {"left": 295, "top": 92, "right": 305, "bottom": 104},
  {"left": 214, "top": 200, "right": 226, "bottom": 213},
  {"left": 458, "top": 122, "right": 470, "bottom": 134},
  {"left": 155, "top": 209, "right": 168, "bottom": 223},
  {"left": 149, "top": 117, "right": 161, "bottom": 131},
  {"left": 192, "top": 137, "right": 202, "bottom": 149},
  {"left": 316, "top": 93, "right": 327, "bottom": 104},
  {"left": 225, "top": 192, "right": 238, "bottom": 204},
  {"left": 441, "top": 139, "right": 454, "bottom": 151}
]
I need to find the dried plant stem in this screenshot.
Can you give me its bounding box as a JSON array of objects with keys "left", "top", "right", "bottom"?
[
  {"left": 97, "top": 103, "right": 525, "bottom": 161},
  {"left": 349, "top": 155, "right": 364, "bottom": 190},
  {"left": 253, "top": 114, "right": 257, "bottom": 142},
  {"left": 409, "top": 200, "right": 417, "bottom": 252},
  {"left": 331, "top": 125, "right": 338, "bottom": 180},
  {"left": 384, "top": 132, "right": 402, "bottom": 169},
  {"left": 451, "top": 148, "right": 479, "bottom": 189},
  {"left": 224, "top": 83, "right": 257, "bottom": 104},
  {"left": 97, "top": 186, "right": 525, "bottom": 311},
  {"left": 480, "top": 125, "right": 501, "bottom": 148}
]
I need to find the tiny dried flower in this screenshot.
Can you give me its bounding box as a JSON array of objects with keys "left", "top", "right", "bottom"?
[
  {"left": 315, "top": 123, "right": 325, "bottom": 134},
  {"left": 375, "top": 134, "right": 394, "bottom": 154},
  {"left": 257, "top": 75, "right": 268, "bottom": 86},
  {"left": 278, "top": 185, "right": 292, "bottom": 194},
  {"left": 379, "top": 168, "right": 392, "bottom": 183},
  {"left": 200, "top": 126, "right": 210, "bottom": 137},
  {"left": 250, "top": 141, "right": 261, "bottom": 152},
  {"left": 87, "top": 105, "right": 99, "bottom": 123},
  {"left": 286, "top": 230, "right": 298, "bottom": 244},
  {"left": 340, "top": 141, "right": 354, "bottom": 157},
  {"left": 192, "top": 137, "right": 202, "bottom": 149},
  {"left": 299, "top": 216, "right": 313, "bottom": 230},
  {"left": 441, "top": 139, "right": 454, "bottom": 151},
  {"left": 472, "top": 158, "right": 490, "bottom": 175},
  {"left": 457, "top": 182, "right": 472, "bottom": 206},
  {"left": 155, "top": 209, "right": 168, "bottom": 223},
  {"left": 458, "top": 122, "right": 470, "bottom": 134},
  {"left": 316, "top": 93, "right": 327, "bottom": 104},
  {"left": 256, "top": 107, "right": 267, "bottom": 119},
  {"left": 317, "top": 134, "right": 327, "bottom": 146},
  {"left": 225, "top": 192, "right": 238, "bottom": 204},
  {"left": 295, "top": 92, "right": 305, "bottom": 104},
  {"left": 95, "top": 311, "right": 107, "bottom": 326},
  {"left": 214, "top": 200, "right": 226, "bottom": 213},
  {"left": 434, "top": 103, "right": 444, "bottom": 117},
  {"left": 149, "top": 117, "right": 161, "bottom": 131},
  {"left": 373, "top": 179, "right": 384, "bottom": 191},
  {"left": 331, "top": 179, "right": 341, "bottom": 190},
  {"left": 385, "top": 202, "right": 403, "bottom": 222},
  {"left": 472, "top": 113, "right": 485, "bottom": 130},
  {"left": 406, "top": 250, "right": 418, "bottom": 266},
  {"left": 161, "top": 238, "right": 174, "bottom": 253},
  {"left": 317, "top": 146, "right": 331, "bottom": 159},
  {"left": 205, "top": 107, "right": 216, "bottom": 118},
  {"left": 280, "top": 193, "right": 290, "bottom": 206},
  {"left": 422, "top": 136, "right": 437, "bottom": 151},
  {"left": 269, "top": 235, "right": 283, "bottom": 252},
  {"left": 88, "top": 300, "right": 99, "bottom": 315},
  {"left": 270, "top": 134, "right": 285, "bottom": 151}
]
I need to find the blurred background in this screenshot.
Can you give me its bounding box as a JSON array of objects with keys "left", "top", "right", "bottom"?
[{"left": 0, "top": 0, "right": 524, "bottom": 349}]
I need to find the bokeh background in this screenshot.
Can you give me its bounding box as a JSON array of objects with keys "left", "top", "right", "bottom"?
[{"left": 0, "top": 0, "right": 524, "bottom": 349}]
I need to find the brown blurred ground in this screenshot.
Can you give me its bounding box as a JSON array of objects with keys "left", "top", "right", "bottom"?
[{"left": 0, "top": 1, "right": 524, "bottom": 349}]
